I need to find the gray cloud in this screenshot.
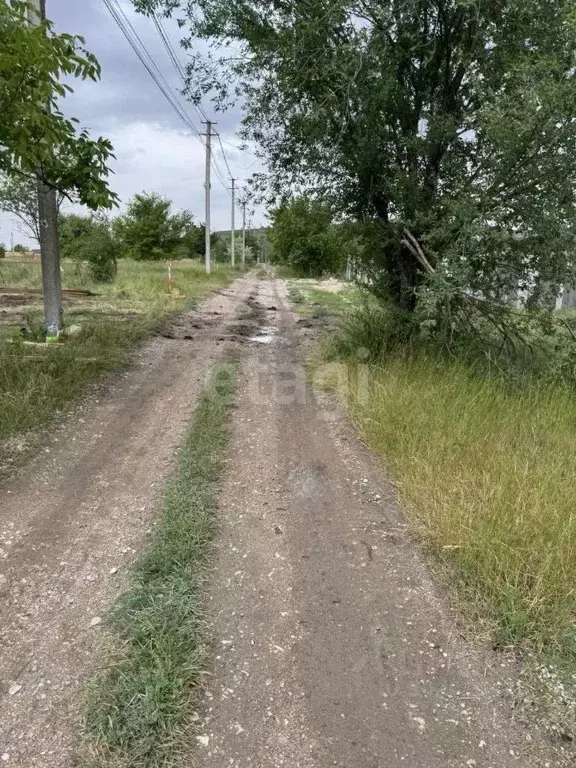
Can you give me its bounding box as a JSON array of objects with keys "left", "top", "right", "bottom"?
[{"left": 0, "top": 0, "right": 266, "bottom": 246}]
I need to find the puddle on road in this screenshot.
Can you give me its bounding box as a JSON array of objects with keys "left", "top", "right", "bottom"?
[{"left": 249, "top": 326, "right": 277, "bottom": 344}]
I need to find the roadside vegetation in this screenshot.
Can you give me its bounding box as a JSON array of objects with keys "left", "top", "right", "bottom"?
[
  {"left": 78, "top": 363, "right": 236, "bottom": 768},
  {"left": 0, "top": 259, "right": 236, "bottom": 477},
  {"left": 289, "top": 282, "right": 576, "bottom": 686}
]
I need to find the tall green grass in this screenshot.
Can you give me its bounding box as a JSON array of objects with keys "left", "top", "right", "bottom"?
[
  {"left": 77, "top": 364, "right": 236, "bottom": 768},
  {"left": 313, "top": 298, "right": 576, "bottom": 658}
]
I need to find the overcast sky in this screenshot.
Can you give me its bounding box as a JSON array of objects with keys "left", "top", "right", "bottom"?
[{"left": 0, "top": 0, "right": 265, "bottom": 247}]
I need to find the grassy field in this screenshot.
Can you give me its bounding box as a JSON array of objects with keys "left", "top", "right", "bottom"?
[
  {"left": 295, "top": 281, "right": 576, "bottom": 667},
  {"left": 78, "top": 363, "right": 236, "bottom": 768},
  {"left": 0, "top": 259, "right": 237, "bottom": 476}
]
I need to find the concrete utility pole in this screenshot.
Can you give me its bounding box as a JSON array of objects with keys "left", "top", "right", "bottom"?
[
  {"left": 241, "top": 201, "right": 247, "bottom": 266},
  {"left": 230, "top": 178, "right": 237, "bottom": 267},
  {"left": 29, "top": 0, "right": 62, "bottom": 340},
  {"left": 203, "top": 121, "right": 214, "bottom": 275}
]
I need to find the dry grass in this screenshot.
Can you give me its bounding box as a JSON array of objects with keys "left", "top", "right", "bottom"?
[
  {"left": 318, "top": 354, "right": 576, "bottom": 656},
  {"left": 0, "top": 259, "right": 237, "bottom": 475}
]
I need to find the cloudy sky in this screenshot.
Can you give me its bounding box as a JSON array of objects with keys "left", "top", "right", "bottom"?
[{"left": 0, "top": 0, "right": 265, "bottom": 247}]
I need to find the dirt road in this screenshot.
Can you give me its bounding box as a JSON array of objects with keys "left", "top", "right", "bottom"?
[
  {"left": 195, "top": 279, "right": 557, "bottom": 768},
  {"left": 0, "top": 275, "right": 255, "bottom": 766},
  {"left": 0, "top": 275, "right": 562, "bottom": 766}
]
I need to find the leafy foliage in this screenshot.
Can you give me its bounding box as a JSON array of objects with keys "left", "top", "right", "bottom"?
[
  {"left": 180, "top": 218, "right": 205, "bottom": 258},
  {"left": 0, "top": 0, "right": 116, "bottom": 209},
  {"left": 114, "top": 193, "right": 192, "bottom": 261},
  {"left": 211, "top": 235, "right": 231, "bottom": 264},
  {"left": 59, "top": 213, "right": 117, "bottom": 283},
  {"left": 269, "top": 197, "right": 343, "bottom": 276},
  {"left": 135, "top": 0, "right": 576, "bottom": 323},
  {"left": 0, "top": 173, "right": 66, "bottom": 243}
]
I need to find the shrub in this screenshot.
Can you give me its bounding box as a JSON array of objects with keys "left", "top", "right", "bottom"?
[
  {"left": 269, "top": 198, "right": 343, "bottom": 277},
  {"left": 59, "top": 213, "right": 117, "bottom": 283},
  {"left": 82, "top": 228, "right": 117, "bottom": 283}
]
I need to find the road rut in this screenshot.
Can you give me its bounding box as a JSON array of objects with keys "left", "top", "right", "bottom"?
[
  {"left": 0, "top": 275, "right": 255, "bottom": 767},
  {"left": 196, "top": 278, "right": 556, "bottom": 768}
]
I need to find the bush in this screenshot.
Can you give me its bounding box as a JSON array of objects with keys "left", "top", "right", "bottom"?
[
  {"left": 82, "top": 228, "right": 117, "bottom": 283},
  {"left": 327, "top": 294, "right": 417, "bottom": 362},
  {"left": 13, "top": 243, "right": 26, "bottom": 253},
  {"left": 212, "top": 237, "right": 230, "bottom": 264},
  {"left": 59, "top": 213, "right": 117, "bottom": 283},
  {"left": 269, "top": 198, "right": 343, "bottom": 277},
  {"left": 0, "top": 243, "right": 5, "bottom": 258}
]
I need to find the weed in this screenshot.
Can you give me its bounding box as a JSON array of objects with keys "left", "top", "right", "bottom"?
[
  {"left": 0, "top": 260, "right": 235, "bottom": 475},
  {"left": 297, "top": 282, "right": 576, "bottom": 660},
  {"left": 322, "top": 352, "right": 576, "bottom": 657},
  {"left": 76, "top": 364, "right": 236, "bottom": 768}
]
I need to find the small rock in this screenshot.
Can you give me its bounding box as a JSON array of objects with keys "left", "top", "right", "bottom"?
[
  {"left": 466, "top": 761, "right": 477, "bottom": 767},
  {"left": 196, "top": 735, "right": 209, "bottom": 747},
  {"left": 66, "top": 324, "right": 82, "bottom": 337},
  {"left": 8, "top": 684, "right": 22, "bottom": 696},
  {"left": 1, "top": 753, "right": 9, "bottom": 762},
  {"left": 109, "top": 567, "right": 118, "bottom": 575},
  {"left": 413, "top": 717, "right": 426, "bottom": 731},
  {"left": 274, "top": 526, "right": 283, "bottom": 535},
  {"left": 90, "top": 616, "right": 102, "bottom": 627}
]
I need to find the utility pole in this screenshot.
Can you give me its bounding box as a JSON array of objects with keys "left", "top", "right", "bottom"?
[
  {"left": 241, "top": 201, "right": 247, "bottom": 266},
  {"left": 203, "top": 121, "right": 214, "bottom": 275},
  {"left": 230, "top": 178, "right": 237, "bottom": 267},
  {"left": 29, "top": 0, "right": 62, "bottom": 340}
]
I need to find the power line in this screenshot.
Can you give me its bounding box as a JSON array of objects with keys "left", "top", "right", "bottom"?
[
  {"left": 152, "top": 12, "right": 186, "bottom": 82},
  {"left": 148, "top": 12, "right": 237, "bottom": 192},
  {"left": 104, "top": 0, "right": 239, "bottom": 201},
  {"left": 151, "top": 12, "right": 210, "bottom": 123},
  {"left": 145, "top": 7, "right": 233, "bottom": 198},
  {"left": 102, "top": 0, "right": 202, "bottom": 139},
  {"left": 217, "top": 134, "right": 233, "bottom": 178}
]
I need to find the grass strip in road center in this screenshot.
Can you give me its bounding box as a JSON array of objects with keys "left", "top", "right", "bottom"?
[{"left": 77, "top": 362, "right": 237, "bottom": 768}]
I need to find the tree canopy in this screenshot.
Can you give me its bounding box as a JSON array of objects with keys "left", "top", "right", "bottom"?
[
  {"left": 114, "top": 192, "right": 193, "bottom": 260},
  {"left": 269, "top": 198, "right": 343, "bottom": 276},
  {"left": 134, "top": 0, "right": 576, "bottom": 321},
  {"left": 0, "top": 0, "right": 116, "bottom": 209}
]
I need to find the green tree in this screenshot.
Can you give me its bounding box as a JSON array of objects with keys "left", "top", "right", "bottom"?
[
  {"left": 135, "top": 0, "right": 576, "bottom": 323},
  {"left": 269, "top": 198, "right": 342, "bottom": 276},
  {"left": 211, "top": 235, "right": 230, "bottom": 264},
  {"left": 59, "top": 213, "right": 117, "bottom": 282},
  {"left": 0, "top": 173, "right": 66, "bottom": 243},
  {"left": 180, "top": 218, "right": 205, "bottom": 258},
  {"left": 0, "top": 0, "right": 116, "bottom": 209},
  {"left": 114, "top": 193, "right": 190, "bottom": 260}
]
